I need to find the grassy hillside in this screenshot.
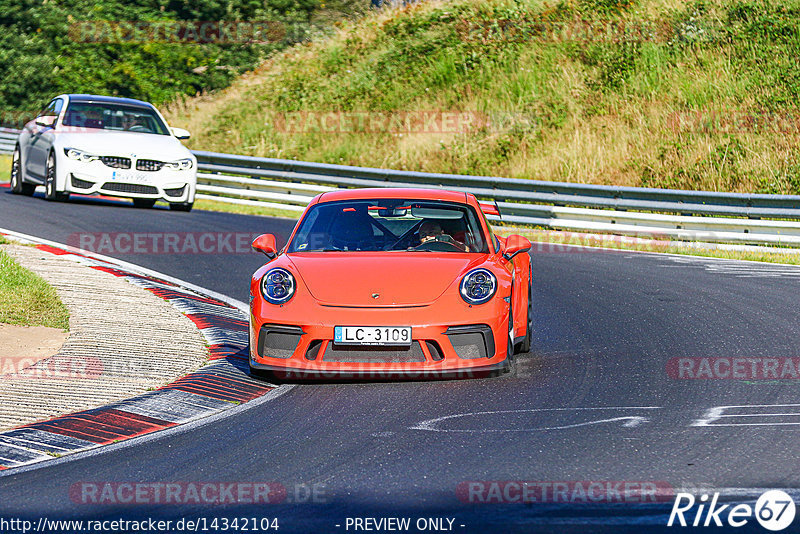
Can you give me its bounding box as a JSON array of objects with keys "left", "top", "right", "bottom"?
[{"left": 166, "top": 0, "right": 800, "bottom": 193}]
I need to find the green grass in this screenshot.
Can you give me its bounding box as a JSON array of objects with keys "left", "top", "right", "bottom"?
[
  {"left": 0, "top": 155, "right": 10, "bottom": 183},
  {"left": 0, "top": 249, "right": 70, "bottom": 330},
  {"left": 166, "top": 0, "right": 800, "bottom": 194}
]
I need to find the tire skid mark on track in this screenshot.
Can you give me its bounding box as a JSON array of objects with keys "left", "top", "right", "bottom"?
[{"left": 0, "top": 236, "right": 275, "bottom": 471}]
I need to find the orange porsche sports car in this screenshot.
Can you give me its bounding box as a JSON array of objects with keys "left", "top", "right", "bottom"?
[{"left": 249, "top": 188, "right": 532, "bottom": 379}]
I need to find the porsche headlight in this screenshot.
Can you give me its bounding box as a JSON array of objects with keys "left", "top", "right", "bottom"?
[
  {"left": 260, "top": 268, "right": 295, "bottom": 304},
  {"left": 63, "top": 147, "right": 99, "bottom": 163},
  {"left": 164, "top": 158, "right": 194, "bottom": 171},
  {"left": 460, "top": 268, "right": 497, "bottom": 305}
]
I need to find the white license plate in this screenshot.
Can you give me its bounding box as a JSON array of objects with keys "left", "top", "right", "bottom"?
[
  {"left": 334, "top": 326, "right": 411, "bottom": 346},
  {"left": 111, "top": 171, "right": 149, "bottom": 183}
]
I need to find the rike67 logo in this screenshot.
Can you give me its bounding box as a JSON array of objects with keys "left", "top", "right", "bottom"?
[{"left": 668, "top": 490, "right": 796, "bottom": 531}]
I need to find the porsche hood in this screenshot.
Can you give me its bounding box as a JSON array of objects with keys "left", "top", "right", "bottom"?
[{"left": 286, "top": 253, "right": 480, "bottom": 307}]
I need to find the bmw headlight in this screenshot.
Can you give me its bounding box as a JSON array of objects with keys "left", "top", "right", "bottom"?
[
  {"left": 164, "top": 158, "right": 194, "bottom": 171},
  {"left": 260, "top": 268, "right": 296, "bottom": 304},
  {"left": 63, "top": 148, "right": 99, "bottom": 163},
  {"left": 460, "top": 268, "right": 497, "bottom": 305}
]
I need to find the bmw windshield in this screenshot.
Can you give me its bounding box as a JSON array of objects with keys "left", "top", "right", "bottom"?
[
  {"left": 62, "top": 102, "right": 170, "bottom": 135},
  {"left": 287, "top": 199, "right": 489, "bottom": 253}
]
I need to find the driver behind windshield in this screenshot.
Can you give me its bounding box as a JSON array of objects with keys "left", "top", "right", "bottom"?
[
  {"left": 122, "top": 114, "right": 147, "bottom": 132},
  {"left": 417, "top": 220, "right": 468, "bottom": 251}
]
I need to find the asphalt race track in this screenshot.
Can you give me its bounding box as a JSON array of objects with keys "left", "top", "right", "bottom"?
[{"left": 2, "top": 189, "right": 800, "bottom": 533}]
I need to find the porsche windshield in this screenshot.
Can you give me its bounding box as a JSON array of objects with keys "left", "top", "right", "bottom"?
[
  {"left": 288, "top": 199, "right": 489, "bottom": 253},
  {"left": 62, "top": 102, "right": 170, "bottom": 135}
]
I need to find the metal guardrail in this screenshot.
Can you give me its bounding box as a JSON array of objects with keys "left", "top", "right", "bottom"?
[
  {"left": 3, "top": 127, "right": 800, "bottom": 246},
  {"left": 0, "top": 128, "right": 17, "bottom": 155},
  {"left": 191, "top": 150, "right": 800, "bottom": 247}
]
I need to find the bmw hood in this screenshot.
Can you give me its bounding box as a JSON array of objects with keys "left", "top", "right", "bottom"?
[
  {"left": 287, "top": 253, "right": 480, "bottom": 307},
  {"left": 55, "top": 131, "right": 192, "bottom": 160}
]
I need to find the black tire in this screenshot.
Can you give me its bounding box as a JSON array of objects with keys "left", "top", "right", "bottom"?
[
  {"left": 504, "top": 305, "right": 517, "bottom": 376},
  {"left": 132, "top": 198, "right": 157, "bottom": 209},
  {"left": 44, "top": 152, "right": 69, "bottom": 202},
  {"left": 519, "top": 280, "right": 533, "bottom": 354},
  {"left": 10, "top": 146, "right": 35, "bottom": 196},
  {"left": 170, "top": 202, "right": 193, "bottom": 212}
]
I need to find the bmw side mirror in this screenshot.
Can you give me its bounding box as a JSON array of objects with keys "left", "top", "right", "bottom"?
[
  {"left": 35, "top": 115, "right": 57, "bottom": 128},
  {"left": 502, "top": 235, "right": 531, "bottom": 261},
  {"left": 170, "top": 127, "right": 191, "bottom": 140},
  {"left": 252, "top": 234, "right": 278, "bottom": 258}
]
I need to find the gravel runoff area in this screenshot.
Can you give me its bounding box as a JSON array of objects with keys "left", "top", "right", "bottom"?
[{"left": 0, "top": 244, "right": 209, "bottom": 429}]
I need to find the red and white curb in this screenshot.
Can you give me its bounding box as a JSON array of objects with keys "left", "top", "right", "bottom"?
[{"left": 0, "top": 230, "right": 275, "bottom": 471}]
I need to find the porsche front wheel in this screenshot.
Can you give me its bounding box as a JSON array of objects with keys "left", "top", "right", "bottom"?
[
  {"left": 504, "top": 305, "right": 517, "bottom": 376},
  {"left": 518, "top": 282, "right": 533, "bottom": 354}
]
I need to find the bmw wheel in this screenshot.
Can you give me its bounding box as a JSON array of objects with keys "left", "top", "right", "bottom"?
[
  {"left": 10, "top": 146, "right": 35, "bottom": 196},
  {"left": 169, "top": 202, "right": 193, "bottom": 212},
  {"left": 44, "top": 152, "right": 69, "bottom": 202},
  {"left": 132, "top": 198, "right": 157, "bottom": 209}
]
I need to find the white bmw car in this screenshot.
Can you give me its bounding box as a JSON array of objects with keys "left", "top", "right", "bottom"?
[{"left": 10, "top": 94, "right": 197, "bottom": 211}]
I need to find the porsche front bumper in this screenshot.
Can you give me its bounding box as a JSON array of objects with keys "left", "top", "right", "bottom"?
[{"left": 249, "top": 298, "right": 512, "bottom": 379}]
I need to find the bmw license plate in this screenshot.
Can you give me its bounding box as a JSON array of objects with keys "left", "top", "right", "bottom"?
[
  {"left": 334, "top": 326, "right": 411, "bottom": 346},
  {"left": 111, "top": 171, "right": 149, "bottom": 183}
]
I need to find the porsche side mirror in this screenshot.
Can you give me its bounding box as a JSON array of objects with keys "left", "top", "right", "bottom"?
[
  {"left": 171, "top": 127, "right": 191, "bottom": 140},
  {"left": 35, "top": 115, "right": 57, "bottom": 128},
  {"left": 252, "top": 234, "right": 278, "bottom": 258},
  {"left": 503, "top": 234, "right": 531, "bottom": 261}
]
